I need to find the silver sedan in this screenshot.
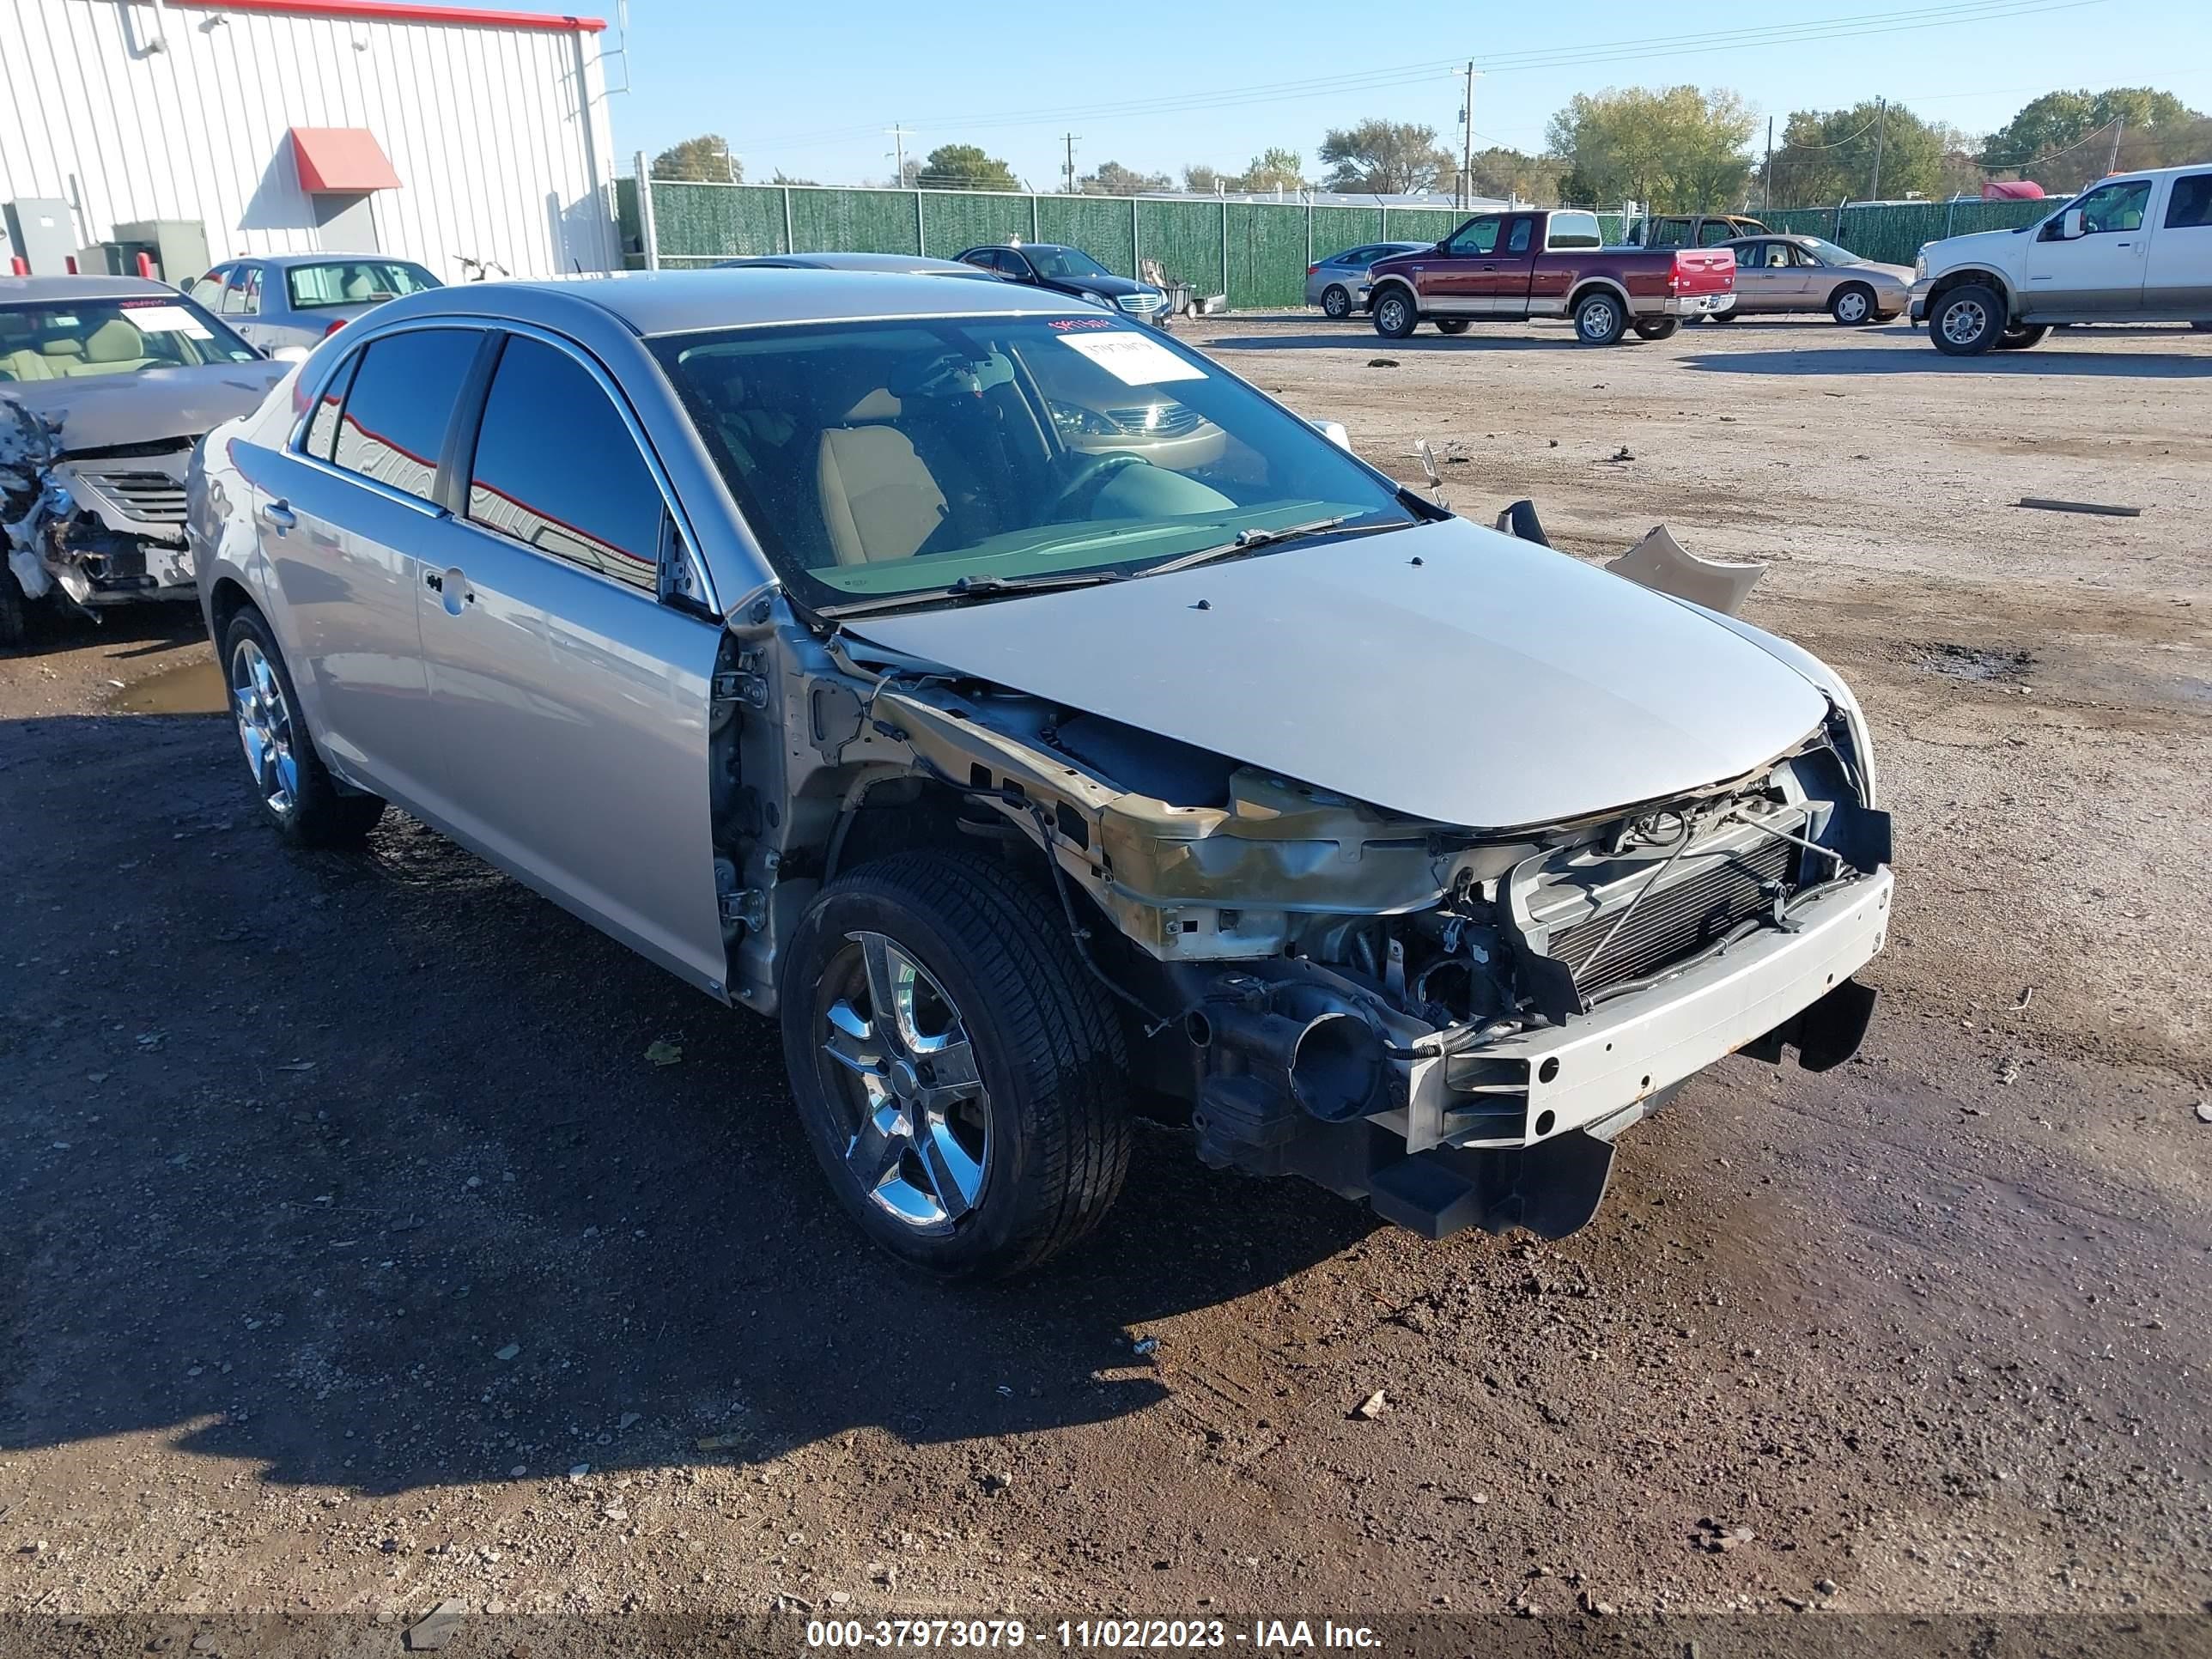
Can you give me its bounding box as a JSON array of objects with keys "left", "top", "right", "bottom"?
[
  {"left": 1305, "top": 241, "right": 1432, "bottom": 318},
  {"left": 1717, "top": 235, "right": 1914, "bottom": 324},
  {"left": 190, "top": 271, "right": 1890, "bottom": 1277},
  {"left": 185, "top": 254, "right": 442, "bottom": 351}
]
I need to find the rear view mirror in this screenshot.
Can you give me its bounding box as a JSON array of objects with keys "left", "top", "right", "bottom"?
[
  {"left": 2060, "top": 208, "right": 2085, "bottom": 240},
  {"left": 1309, "top": 418, "right": 1352, "bottom": 452}
]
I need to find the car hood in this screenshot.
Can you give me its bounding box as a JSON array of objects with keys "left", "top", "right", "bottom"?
[
  {"left": 1060, "top": 272, "right": 1157, "bottom": 298},
  {"left": 1922, "top": 227, "right": 2022, "bottom": 270},
  {"left": 4, "top": 361, "right": 287, "bottom": 454},
  {"left": 1855, "top": 261, "right": 1916, "bottom": 284},
  {"left": 845, "top": 518, "right": 1833, "bottom": 830}
]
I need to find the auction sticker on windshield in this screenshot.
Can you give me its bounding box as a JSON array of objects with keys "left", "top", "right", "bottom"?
[
  {"left": 120, "top": 302, "right": 213, "bottom": 338},
  {"left": 1059, "top": 331, "right": 1206, "bottom": 386}
]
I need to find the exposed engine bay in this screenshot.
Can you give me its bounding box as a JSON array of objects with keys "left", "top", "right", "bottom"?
[
  {"left": 2, "top": 396, "right": 198, "bottom": 624},
  {"left": 714, "top": 609, "right": 1893, "bottom": 1243}
]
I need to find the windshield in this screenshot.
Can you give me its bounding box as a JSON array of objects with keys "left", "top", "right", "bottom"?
[
  {"left": 1030, "top": 246, "right": 1113, "bottom": 282},
  {"left": 652, "top": 315, "right": 1416, "bottom": 613},
  {"left": 0, "top": 295, "right": 259, "bottom": 382},
  {"left": 1801, "top": 236, "right": 1859, "bottom": 264},
  {"left": 285, "top": 259, "right": 441, "bottom": 311}
]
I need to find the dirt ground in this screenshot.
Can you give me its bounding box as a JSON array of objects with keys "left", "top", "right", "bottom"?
[{"left": 3, "top": 313, "right": 2209, "bottom": 1647}]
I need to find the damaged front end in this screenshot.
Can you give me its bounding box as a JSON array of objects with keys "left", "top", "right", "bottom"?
[
  {"left": 2, "top": 396, "right": 198, "bottom": 622},
  {"left": 728, "top": 611, "right": 1893, "bottom": 1246}
]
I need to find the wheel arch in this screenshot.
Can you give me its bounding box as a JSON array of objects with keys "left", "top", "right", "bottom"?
[
  {"left": 1367, "top": 276, "right": 1419, "bottom": 311},
  {"left": 1926, "top": 266, "right": 2015, "bottom": 315},
  {"left": 207, "top": 574, "right": 255, "bottom": 651},
  {"left": 1566, "top": 276, "right": 1632, "bottom": 315}
]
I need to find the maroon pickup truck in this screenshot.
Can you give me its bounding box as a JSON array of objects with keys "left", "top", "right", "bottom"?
[{"left": 1366, "top": 208, "right": 1737, "bottom": 345}]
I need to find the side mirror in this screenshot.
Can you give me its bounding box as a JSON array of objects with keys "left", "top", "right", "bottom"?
[
  {"left": 270, "top": 345, "right": 310, "bottom": 364},
  {"left": 1310, "top": 418, "right": 1352, "bottom": 452},
  {"left": 2059, "top": 208, "right": 2085, "bottom": 240}
]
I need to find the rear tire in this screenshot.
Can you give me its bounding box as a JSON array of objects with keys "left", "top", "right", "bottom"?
[
  {"left": 1434, "top": 319, "right": 1471, "bottom": 335},
  {"left": 1321, "top": 284, "right": 1352, "bottom": 319},
  {"left": 1371, "top": 289, "right": 1418, "bottom": 339},
  {"left": 779, "top": 850, "right": 1133, "bottom": 1279},
  {"left": 1572, "top": 290, "right": 1628, "bottom": 346},
  {"left": 1996, "top": 324, "right": 2049, "bottom": 350},
  {"left": 222, "top": 605, "right": 386, "bottom": 848},
  {"left": 1632, "top": 318, "right": 1680, "bottom": 341},
  {"left": 1830, "top": 283, "right": 1876, "bottom": 325},
  {"left": 1929, "top": 283, "right": 2004, "bottom": 356}
]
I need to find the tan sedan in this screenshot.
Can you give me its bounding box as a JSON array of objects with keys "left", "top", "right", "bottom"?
[{"left": 1717, "top": 235, "right": 1914, "bottom": 325}]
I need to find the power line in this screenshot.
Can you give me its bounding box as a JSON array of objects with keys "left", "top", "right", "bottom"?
[{"left": 734, "top": 0, "right": 2103, "bottom": 154}]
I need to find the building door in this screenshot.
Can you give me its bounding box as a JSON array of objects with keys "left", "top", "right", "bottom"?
[{"left": 314, "top": 192, "right": 380, "bottom": 252}]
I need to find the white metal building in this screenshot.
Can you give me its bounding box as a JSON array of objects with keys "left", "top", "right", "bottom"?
[{"left": 1, "top": 0, "right": 619, "bottom": 283}]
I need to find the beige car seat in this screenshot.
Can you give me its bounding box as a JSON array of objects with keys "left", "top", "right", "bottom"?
[
  {"left": 815, "top": 388, "right": 947, "bottom": 565},
  {"left": 343, "top": 270, "right": 377, "bottom": 301},
  {"left": 75, "top": 318, "right": 152, "bottom": 374}
]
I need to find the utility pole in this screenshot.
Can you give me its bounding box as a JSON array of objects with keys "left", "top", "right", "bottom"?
[
  {"left": 1869, "top": 96, "right": 1887, "bottom": 202},
  {"left": 2106, "top": 116, "right": 2125, "bottom": 176},
  {"left": 1061, "top": 132, "right": 1080, "bottom": 195},
  {"left": 1461, "top": 61, "right": 1476, "bottom": 210},
  {"left": 1763, "top": 116, "right": 1774, "bottom": 212},
  {"left": 884, "top": 124, "right": 912, "bottom": 186}
]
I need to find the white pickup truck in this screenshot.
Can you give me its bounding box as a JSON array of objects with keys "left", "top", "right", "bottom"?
[{"left": 1911, "top": 162, "right": 2212, "bottom": 354}]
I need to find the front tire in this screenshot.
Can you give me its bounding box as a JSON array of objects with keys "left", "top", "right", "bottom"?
[
  {"left": 1830, "top": 283, "right": 1876, "bottom": 325},
  {"left": 222, "top": 605, "right": 386, "bottom": 848},
  {"left": 1371, "top": 289, "right": 1418, "bottom": 339},
  {"left": 1632, "top": 318, "right": 1680, "bottom": 341},
  {"left": 1433, "top": 319, "right": 1471, "bottom": 335},
  {"left": 1996, "top": 324, "right": 2049, "bottom": 350},
  {"left": 779, "top": 850, "right": 1133, "bottom": 1279},
  {"left": 1321, "top": 284, "right": 1352, "bottom": 319},
  {"left": 1929, "top": 283, "right": 2004, "bottom": 356},
  {"left": 1572, "top": 290, "right": 1628, "bottom": 345}
]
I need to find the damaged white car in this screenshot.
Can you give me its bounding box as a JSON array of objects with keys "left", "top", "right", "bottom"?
[
  {"left": 189, "top": 273, "right": 1892, "bottom": 1277},
  {"left": 2, "top": 276, "right": 287, "bottom": 646}
]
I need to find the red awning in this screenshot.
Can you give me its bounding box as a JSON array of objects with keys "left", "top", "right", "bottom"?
[{"left": 289, "top": 128, "right": 403, "bottom": 194}]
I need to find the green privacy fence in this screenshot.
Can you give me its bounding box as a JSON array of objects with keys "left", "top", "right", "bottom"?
[
  {"left": 634, "top": 174, "right": 2014, "bottom": 302},
  {"left": 1761, "top": 198, "right": 2049, "bottom": 266}
]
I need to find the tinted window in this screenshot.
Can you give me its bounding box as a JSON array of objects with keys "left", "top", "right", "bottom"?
[
  {"left": 1653, "top": 221, "right": 1690, "bottom": 247},
  {"left": 331, "top": 329, "right": 477, "bottom": 501},
  {"left": 2075, "top": 179, "right": 2151, "bottom": 234},
  {"left": 1504, "top": 217, "right": 1533, "bottom": 254},
  {"left": 2166, "top": 173, "right": 2212, "bottom": 229},
  {"left": 304, "top": 354, "right": 357, "bottom": 460},
  {"left": 1546, "top": 211, "right": 1602, "bottom": 250},
  {"left": 1698, "top": 221, "right": 1734, "bottom": 246},
  {"left": 466, "top": 335, "right": 663, "bottom": 592}
]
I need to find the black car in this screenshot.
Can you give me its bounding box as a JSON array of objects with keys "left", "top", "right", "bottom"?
[{"left": 953, "top": 243, "right": 1170, "bottom": 328}]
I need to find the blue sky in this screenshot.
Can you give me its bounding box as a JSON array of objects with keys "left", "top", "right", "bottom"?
[{"left": 552, "top": 0, "right": 2210, "bottom": 187}]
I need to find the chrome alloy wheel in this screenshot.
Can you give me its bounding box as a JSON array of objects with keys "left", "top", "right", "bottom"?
[
  {"left": 1939, "top": 295, "right": 1989, "bottom": 348},
  {"left": 1578, "top": 297, "right": 1620, "bottom": 340},
  {"left": 819, "top": 930, "right": 989, "bottom": 1232},
  {"left": 230, "top": 637, "right": 300, "bottom": 819}
]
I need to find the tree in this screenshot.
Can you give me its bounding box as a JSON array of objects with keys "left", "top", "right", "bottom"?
[
  {"left": 653, "top": 134, "right": 739, "bottom": 183},
  {"left": 769, "top": 169, "right": 817, "bottom": 187},
  {"left": 1547, "top": 86, "right": 1754, "bottom": 211},
  {"left": 1080, "top": 160, "right": 1170, "bottom": 196},
  {"left": 1464, "top": 146, "right": 1564, "bottom": 204},
  {"left": 1769, "top": 100, "right": 1950, "bottom": 206},
  {"left": 1978, "top": 87, "right": 2206, "bottom": 191},
  {"left": 915, "top": 143, "right": 1018, "bottom": 191},
  {"left": 1182, "top": 163, "right": 1229, "bottom": 195},
  {"left": 1237, "top": 148, "right": 1305, "bottom": 193},
  {"left": 1319, "top": 120, "right": 1453, "bottom": 194}
]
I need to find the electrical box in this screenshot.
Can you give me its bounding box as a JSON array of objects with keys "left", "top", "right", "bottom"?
[
  {"left": 112, "top": 219, "right": 211, "bottom": 285},
  {"left": 3, "top": 198, "right": 77, "bottom": 274}
]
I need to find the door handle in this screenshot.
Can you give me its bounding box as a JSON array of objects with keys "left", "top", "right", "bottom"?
[
  {"left": 257, "top": 500, "right": 295, "bottom": 535},
  {"left": 427, "top": 567, "right": 473, "bottom": 613}
]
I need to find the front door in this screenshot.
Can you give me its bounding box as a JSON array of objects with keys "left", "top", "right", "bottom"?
[
  {"left": 255, "top": 324, "right": 482, "bottom": 808},
  {"left": 2019, "top": 177, "right": 2153, "bottom": 315},
  {"left": 2145, "top": 171, "right": 2212, "bottom": 318},
  {"left": 414, "top": 330, "right": 726, "bottom": 991},
  {"left": 1422, "top": 215, "right": 1504, "bottom": 314}
]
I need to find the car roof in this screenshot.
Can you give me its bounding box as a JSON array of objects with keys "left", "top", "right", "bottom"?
[
  {"left": 231, "top": 252, "right": 431, "bottom": 270},
  {"left": 0, "top": 275, "right": 183, "bottom": 304},
  {"left": 363, "top": 269, "right": 1094, "bottom": 337}
]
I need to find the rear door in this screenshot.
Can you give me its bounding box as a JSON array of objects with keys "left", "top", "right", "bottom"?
[
  {"left": 258, "top": 324, "right": 482, "bottom": 808},
  {"left": 2019, "top": 176, "right": 2153, "bottom": 314},
  {"left": 2145, "top": 170, "right": 2212, "bottom": 318},
  {"left": 414, "top": 328, "right": 726, "bottom": 991},
  {"left": 1478, "top": 215, "right": 1540, "bottom": 319}
]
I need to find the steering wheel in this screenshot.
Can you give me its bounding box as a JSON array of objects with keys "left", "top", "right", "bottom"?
[{"left": 1044, "top": 451, "right": 1144, "bottom": 520}]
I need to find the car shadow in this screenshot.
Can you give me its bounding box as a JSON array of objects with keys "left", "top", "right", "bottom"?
[
  {"left": 1680, "top": 345, "right": 2212, "bottom": 378},
  {"left": 0, "top": 711, "right": 1381, "bottom": 1498},
  {"left": 1206, "top": 330, "right": 1587, "bottom": 354}
]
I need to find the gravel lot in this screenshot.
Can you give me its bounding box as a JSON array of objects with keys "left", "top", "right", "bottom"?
[{"left": 3, "top": 314, "right": 2209, "bottom": 1644}]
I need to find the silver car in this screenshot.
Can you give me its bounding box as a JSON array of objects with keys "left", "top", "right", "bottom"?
[
  {"left": 1717, "top": 235, "right": 1915, "bottom": 325},
  {"left": 186, "top": 253, "right": 442, "bottom": 351},
  {"left": 2, "top": 276, "right": 283, "bottom": 644},
  {"left": 190, "top": 272, "right": 1892, "bottom": 1277},
  {"left": 1305, "top": 241, "right": 1431, "bottom": 319}
]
